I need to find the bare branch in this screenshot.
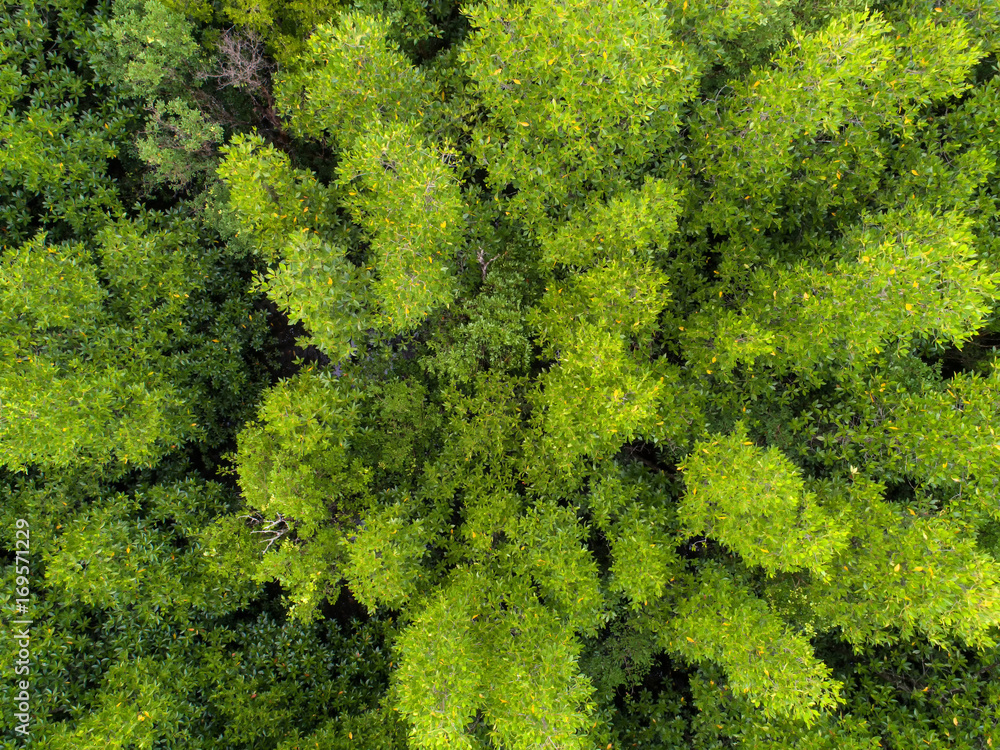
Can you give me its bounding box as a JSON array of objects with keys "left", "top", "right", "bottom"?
[
  {"left": 238, "top": 511, "right": 290, "bottom": 553},
  {"left": 476, "top": 246, "right": 506, "bottom": 281},
  {"left": 198, "top": 27, "right": 287, "bottom": 140},
  {"left": 199, "top": 28, "right": 274, "bottom": 100}
]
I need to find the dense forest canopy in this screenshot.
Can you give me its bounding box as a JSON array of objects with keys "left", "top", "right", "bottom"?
[{"left": 2, "top": 0, "right": 1000, "bottom": 747}]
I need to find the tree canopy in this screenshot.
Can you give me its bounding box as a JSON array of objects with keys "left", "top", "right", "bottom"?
[{"left": 3, "top": 0, "right": 1000, "bottom": 748}]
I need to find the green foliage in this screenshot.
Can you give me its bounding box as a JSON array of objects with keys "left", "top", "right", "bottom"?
[
  {"left": 220, "top": 0, "right": 343, "bottom": 63},
  {"left": 689, "top": 10, "right": 983, "bottom": 238},
  {"left": 229, "top": 369, "right": 374, "bottom": 621},
  {"left": 217, "top": 132, "right": 338, "bottom": 263},
  {"left": 237, "top": 370, "right": 363, "bottom": 526},
  {"left": 685, "top": 203, "right": 998, "bottom": 381},
  {"left": 658, "top": 563, "right": 844, "bottom": 725},
  {"left": 539, "top": 177, "right": 685, "bottom": 269},
  {"left": 14, "top": 0, "right": 1000, "bottom": 748},
  {"left": 343, "top": 497, "right": 433, "bottom": 611},
  {"left": 136, "top": 98, "right": 223, "bottom": 187},
  {"left": 834, "top": 365, "right": 1000, "bottom": 522},
  {"left": 511, "top": 500, "right": 603, "bottom": 636},
  {"left": 265, "top": 232, "right": 372, "bottom": 362},
  {"left": 394, "top": 571, "right": 596, "bottom": 750},
  {"left": 276, "top": 13, "right": 436, "bottom": 146},
  {"left": 422, "top": 261, "right": 534, "bottom": 384},
  {"left": 808, "top": 478, "right": 1000, "bottom": 649},
  {"left": 44, "top": 482, "right": 256, "bottom": 620},
  {"left": 529, "top": 259, "right": 671, "bottom": 462},
  {"left": 844, "top": 639, "right": 1000, "bottom": 750},
  {"left": 1, "top": 0, "right": 126, "bottom": 242},
  {"left": 88, "top": 0, "right": 227, "bottom": 187},
  {"left": 0, "top": 231, "right": 197, "bottom": 474},
  {"left": 461, "top": 0, "right": 699, "bottom": 223},
  {"left": 90, "top": 0, "right": 203, "bottom": 99},
  {"left": 607, "top": 496, "right": 682, "bottom": 610},
  {"left": 338, "top": 121, "right": 465, "bottom": 332},
  {"left": 684, "top": 665, "right": 880, "bottom": 750},
  {"left": 219, "top": 120, "right": 466, "bottom": 350},
  {"left": 679, "top": 425, "right": 848, "bottom": 575},
  {"left": 392, "top": 573, "right": 488, "bottom": 748}
]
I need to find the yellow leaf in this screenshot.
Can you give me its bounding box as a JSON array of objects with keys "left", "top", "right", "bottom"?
[
  {"left": 686, "top": 636, "right": 695, "bottom": 642},
  {"left": 894, "top": 563, "right": 900, "bottom": 571},
  {"left": 912, "top": 169, "right": 919, "bottom": 175}
]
